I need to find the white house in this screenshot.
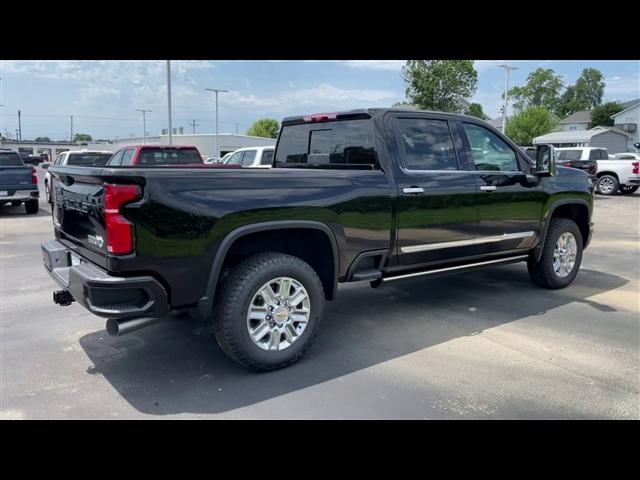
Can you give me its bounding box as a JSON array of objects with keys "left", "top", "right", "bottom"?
[
  {"left": 532, "top": 127, "right": 631, "bottom": 153},
  {"left": 611, "top": 98, "right": 639, "bottom": 151},
  {"left": 558, "top": 111, "right": 591, "bottom": 131}
]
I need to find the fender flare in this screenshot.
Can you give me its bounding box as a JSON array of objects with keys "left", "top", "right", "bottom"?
[
  {"left": 532, "top": 198, "right": 592, "bottom": 262},
  {"left": 196, "top": 220, "right": 340, "bottom": 320}
]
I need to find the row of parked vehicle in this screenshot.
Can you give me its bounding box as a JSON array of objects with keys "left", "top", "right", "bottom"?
[{"left": 554, "top": 147, "right": 640, "bottom": 195}]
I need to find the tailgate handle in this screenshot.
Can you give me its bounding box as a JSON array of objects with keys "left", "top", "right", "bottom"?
[{"left": 403, "top": 187, "right": 425, "bottom": 194}]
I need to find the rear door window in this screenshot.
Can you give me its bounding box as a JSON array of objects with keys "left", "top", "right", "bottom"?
[
  {"left": 261, "top": 150, "right": 274, "bottom": 165},
  {"left": 395, "top": 118, "right": 459, "bottom": 171},
  {"left": 275, "top": 119, "right": 377, "bottom": 167}
]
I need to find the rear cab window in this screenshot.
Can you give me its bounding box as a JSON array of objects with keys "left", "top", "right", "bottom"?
[
  {"left": 137, "top": 148, "right": 202, "bottom": 166},
  {"left": 0, "top": 152, "right": 23, "bottom": 166},
  {"left": 557, "top": 150, "right": 582, "bottom": 161},
  {"left": 261, "top": 149, "right": 274, "bottom": 165},
  {"left": 275, "top": 118, "right": 377, "bottom": 168}
]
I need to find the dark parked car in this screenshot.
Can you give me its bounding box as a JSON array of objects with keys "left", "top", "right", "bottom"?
[
  {"left": 0, "top": 151, "right": 39, "bottom": 213},
  {"left": 42, "top": 108, "right": 594, "bottom": 371}
]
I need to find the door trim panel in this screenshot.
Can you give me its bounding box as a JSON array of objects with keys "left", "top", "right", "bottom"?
[{"left": 400, "top": 230, "right": 535, "bottom": 253}]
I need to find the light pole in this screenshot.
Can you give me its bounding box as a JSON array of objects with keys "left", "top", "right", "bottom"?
[
  {"left": 167, "top": 60, "right": 173, "bottom": 145},
  {"left": 498, "top": 64, "right": 518, "bottom": 132},
  {"left": 136, "top": 109, "right": 152, "bottom": 144},
  {"left": 205, "top": 88, "right": 229, "bottom": 160}
]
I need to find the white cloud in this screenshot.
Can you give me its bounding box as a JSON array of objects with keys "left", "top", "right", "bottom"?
[
  {"left": 343, "top": 60, "right": 406, "bottom": 71},
  {"left": 604, "top": 75, "right": 640, "bottom": 97}
]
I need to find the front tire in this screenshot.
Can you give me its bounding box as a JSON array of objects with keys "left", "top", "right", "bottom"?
[
  {"left": 596, "top": 174, "right": 619, "bottom": 195},
  {"left": 619, "top": 185, "right": 639, "bottom": 195},
  {"left": 213, "top": 252, "right": 325, "bottom": 371},
  {"left": 25, "top": 199, "right": 39, "bottom": 214},
  {"left": 528, "top": 218, "right": 583, "bottom": 289}
]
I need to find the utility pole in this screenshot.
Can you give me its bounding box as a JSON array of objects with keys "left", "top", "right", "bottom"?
[
  {"left": 70, "top": 115, "right": 74, "bottom": 142},
  {"left": 18, "top": 110, "right": 22, "bottom": 142},
  {"left": 498, "top": 64, "right": 518, "bottom": 132},
  {"left": 190, "top": 119, "right": 199, "bottom": 134},
  {"left": 136, "top": 109, "right": 152, "bottom": 144},
  {"left": 166, "top": 60, "right": 173, "bottom": 145},
  {"left": 204, "top": 88, "right": 229, "bottom": 159}
]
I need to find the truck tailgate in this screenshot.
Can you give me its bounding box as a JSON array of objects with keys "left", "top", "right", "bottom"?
[
  {"left": 0, "top": 166, "right": 34, "bottom": 190},
  {"left": 51, "top": 167, "right": 143, "bottom": 267}
]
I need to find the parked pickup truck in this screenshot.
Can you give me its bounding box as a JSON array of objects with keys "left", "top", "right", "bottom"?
[
  {"left": 42, "top": 108, "right": 594, "bottom": 371},
  {"left": 0, "top": 150, "right": 40, "bottom": 214},
  {"left": 594, "top": 154, "right": 640, "bottom": 195}
]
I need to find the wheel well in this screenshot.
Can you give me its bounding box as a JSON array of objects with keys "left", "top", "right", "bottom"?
[
  {"left": 551, "top": 203, "right": 590, "bottom": 246},
  {"left": 596, "top": 171, "right": 618, "bottom": 179},
  {"left": 220, "top": 228, "right": 336, "bottom": 300}
]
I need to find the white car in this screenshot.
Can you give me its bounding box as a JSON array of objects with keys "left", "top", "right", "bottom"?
[
  {"left": 223, "top": 146, "right": 275, "bottom": 168},
  {"left": 595, "top": 153, "right": 640, "bottom": 195},
  {"left": 44, "top": 150, "right": 113, "bottom": 203}
]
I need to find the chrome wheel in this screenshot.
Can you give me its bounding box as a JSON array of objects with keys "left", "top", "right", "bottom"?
[
  {"left": 246, "top": 277, "right": 310, "bottom": 352},
  {"left": 553, "top": 232, "right": 577, "bottom": 278},
  {"left": 598, "top": 176, "right": 615, "bottom": 194}
]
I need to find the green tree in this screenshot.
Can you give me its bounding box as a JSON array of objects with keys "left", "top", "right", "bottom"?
[
  {"left": 589, "top": 102, "right": 623, "bottom": 128},
  {"left": 508, "top": 68, "right": 565, "bottom": 114},
  {"left": 246, "top": 118, "right": 280, "bottom": 138},
  {"left": 401, "top": 60, "right": 478, "bottom": 112},
  {"left": 559, "top": 68, "right": 605, "bottom": 116},
  {"left": 74, "top": 133, "right": 92, "bottom": 142},
  {"left": 34, "top": 136, "right": 52, "bottom": 142},
  {"left": 465, "top": 103, "right": 485, "bottom": 119},
  {"left": 505, "top": 106, "right": 558, "bottom": 146}
]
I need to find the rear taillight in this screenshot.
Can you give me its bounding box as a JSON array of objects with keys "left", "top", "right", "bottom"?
[
  {"left": 564, "top": 162, "right": 572, "bottom": 167},
  {"left": 31, "top": 167, "right": 37, "bottom": 184},
  {"left": 633, "top": 162, "right": 639, "bottom": 175},
  {"left": 104, "top": 184, "right": 141, "bottom": 255}
]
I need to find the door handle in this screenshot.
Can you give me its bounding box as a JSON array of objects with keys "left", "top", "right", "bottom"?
[
  {"left": 403, "top": 187, "right": 425, "bottom": 194},
  {"left": 480, "top": 186, "right": 496, "bottom": 192}
]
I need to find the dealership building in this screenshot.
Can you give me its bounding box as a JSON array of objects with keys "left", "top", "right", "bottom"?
[{"left": 0, "top": 133, "right": 275, "bottom": 161}]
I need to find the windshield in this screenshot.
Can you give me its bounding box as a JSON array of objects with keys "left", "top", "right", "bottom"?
[
  {"left": 67, "top": 153, "right": 113, "bottom": 166},
  {"left": 0, "top": 152, "right": 23, "bottom": 166}
]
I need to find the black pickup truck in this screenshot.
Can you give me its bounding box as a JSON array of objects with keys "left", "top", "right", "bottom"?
[{"left": 42, "top": 108, "right": 594, "bottom": 371}]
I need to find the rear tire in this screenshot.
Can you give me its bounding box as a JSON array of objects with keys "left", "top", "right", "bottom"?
[
  {"left": 619, "top": 185, "right": 639, "bottom": 195},
  {"left": 213, "top": 252, "right": 325, "bottom": 371},
  {"left": 596, "top": 174, "right": 619, "bottom": 195},
  {"left": 45, "top": 180, "right": 52, "bottom": 204},
  {"left": 527, "top": 218, "right": 582, "bottom": 289},
  {"left": 25, "top": 199, "right": 39, "bottom": 214}
]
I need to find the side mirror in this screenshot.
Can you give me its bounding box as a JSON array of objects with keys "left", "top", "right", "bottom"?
[
  {"left": 42, "top": 163, "right": 50, "bottom": 169},
  {"left": 535, "top": 144, "right": 555, "bottom": 177}
]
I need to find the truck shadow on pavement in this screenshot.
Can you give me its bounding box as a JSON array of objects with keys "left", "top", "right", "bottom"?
[
  {"left": 79, "top": 265, "right": 628, "bottom": 415},
  {"left": 0, "top": 204, "right": 51, "bottom": 218}
]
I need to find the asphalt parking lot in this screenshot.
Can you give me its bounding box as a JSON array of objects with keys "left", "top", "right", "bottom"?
[{"left": 1, "top": 166, "right": 638, "bottom": 419}]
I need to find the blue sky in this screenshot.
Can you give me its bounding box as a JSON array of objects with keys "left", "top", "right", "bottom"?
[{"left": 1, "top": 60, "right": 638, "bottom": 140}]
